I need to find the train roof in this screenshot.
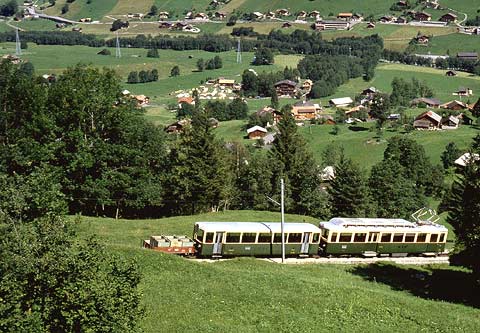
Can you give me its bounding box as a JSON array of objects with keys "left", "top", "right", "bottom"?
[
  {"left": 320, "top": 217, "right": 447, "bottom": 233},
  {"left": 195, "top": 222, "right": 321, "bottom": 233}
]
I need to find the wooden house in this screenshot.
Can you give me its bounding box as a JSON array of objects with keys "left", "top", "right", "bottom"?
[
  {"left": 411, "top": 97, "right": 441, "bottom": 108},
  {"left": 276, "top": 9, "right": 290, "bottom": 17},
  {"left": 309, "top": 11, "right": 321, "bottom": 19},
  {"left": 266, "top": 12, "right": 276, "bottom": 19},
  {"left": 329, "top": 97, "right": 353, "bottom": 108},
  {"left": 396, "top": 1, "right": 409, "bottom": 8},
  {"left": 2, "top": 54, "right": 22, "bottom": 65},
  {"left": 351, "top": 14, "right": 363, "bottom": 22},
  {"left": 247, "top": 126, "right": 268, "bottom": 139},
  {"left": 256, "top": 106, "right": 282, "bottom": 124},
  {"left": 158, "top": 11, "right": 169, "bottom": 20},
  {"left": 72, "top": 27, "right": 82, "bottom": 32},
  {"left": 297, "top": 11, "right": 307, "bottom": 19},
  {"left": 251, "top": 12, "right": 265, "bottom": 20},
  {"left": 414, "top": 12, "right": 431, "bottom": 21},
  {"left": 133, "top": 95, "right": 150, "bottom": 107},
  {"left": 194, "top": 13, "right": 209, "bottom": 20},
  {"left": 165, "top": 119, "right": 190, "bottom": 134},
  {"left": 457, "top": 113, "right": 474, "bottom": 125},
  {"left": 317, "top": 115, "right": 336, "bottom": 125},
  {"left": 291, "top": 101, "right": 317, "bottom": 120},
  {"left": 177, "top": 96, "right": 195, "bottom": 108},
  {"left": 439, "top": 13, "right": 457, "bottom": 23},
  {"left": 159, "top": 22, "right": 172, "bottom": 29},
  {"left": 214, "top": 12, "right": 227, "bottom": 20},
  {"left": 367, "top": 22, "right": 376, "bottom": 29},
  {"left": 282, "top": 22, "right": 292, "bottom": 28},
  {"left": 454, "top": 87, "right": 473, "bottom": 97},
  {"left": 274, "top": 80, "right": 298, "bottom": 97},
  {"left": 337, "top": 13, "right": 353, "bottom": 21},
  {"left": 445, "top": 70, "right": 457, "bottom": 76},
  {"left": 380, "top": 16, "right": 396, "bottom": 23},
  {"left": 454, "top": 153, "right": 480, "bottom": 167},
  {"left": 396, "top": 17, "right": 408, "bottom": 24},
  {"left": 441, "top": 115, "right": 460, "bottom": 129},
  {"left": 361, "top": 87, "right": 378, "bottom": 97},
  {"left": 413, "top": 110, "right": 442, "bottom": 129},
  {"left": 441, "top": 100, "right": 468, "bottom": 110},
  {"left": 415, "top": 35, "right": 429, "bottom": 44}
]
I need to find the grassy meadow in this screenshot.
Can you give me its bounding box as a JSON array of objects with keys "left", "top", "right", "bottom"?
[{"left": 74, "top": 211, "right": 480, "bottom": 332}]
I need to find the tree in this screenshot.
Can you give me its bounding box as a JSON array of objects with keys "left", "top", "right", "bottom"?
[
  {"left": 61, "top": 3, "right": 69, "bottom": 14},
  {"left": 369, "top": 93, "right": 391, "bottom": 128},
  {"left": 241, "top": 69, "right": 258, "bottom": 97},
  {"left": 253, "top": 48, "right": 274, "bottom": 65},
  {"left": 146, "top": 48, "right": 159, "bottom": 58},
  {"left": 0, "top": 215, "right": 143, "bottom": 332},
  {"left": 196, "top": 58, "right": 204, "bottom": 71},
  {"left": 127, "top": 71, "right": 138, "bottom": 83},
  {"left": 19, "top": 62, "right": 34, "bottom": 77},
  {"left": 321, "top": 142, "right": 344, "bottom": 167},
  {"left": 139, "top": 70, "right": 148, "bottom": 83},
  {"left": 268, "top": 106, "right": 329, "bottom": 218},
  {"left": 328, "top": 157, "right": 371, "bottom": 217},
  {"left": 369, "top": 158, "right": 425, "bottom": 219},
  {"left": 149, "top": 4, "right": 158, "bottom": 16},
  {"left": 445, "top": 135, "right": 480, "bottom": 279},
  {"left": 226, "top": 97, "right": 248, "bottom": 120},
  {"left": 150, "top": 68, "right": 159, "bottom": 81},
  {"left": 441, "top": 142, "right": 461, "bottom": 169},
  {"left": 170, "top": 65, "right": 180, "bottom": 77},
  {"left": 227, "top": 14, "right": 237, "bottom": 26},
  {"left": 20, "top": 40, "right": 27, "bottom": 49},
  {"left": 0, "top": 0, "right": 18, "bottom": 16},
  {"left": 270, "top": 89, "right": 279, "bottom": 109},
  {"left": 213, "top": 55, "right": 223, "bottom": 69}
]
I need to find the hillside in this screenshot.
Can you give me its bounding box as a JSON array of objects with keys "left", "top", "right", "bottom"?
[{"left": 76, "top": 211, "right": 480, "bottom": 332}]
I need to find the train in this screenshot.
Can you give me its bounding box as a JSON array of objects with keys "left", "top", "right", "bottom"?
[{"left": 143, "top": 217, "right": 448, "bottom": 258}]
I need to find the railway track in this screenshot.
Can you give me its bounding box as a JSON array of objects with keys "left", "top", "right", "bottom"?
[{"left": 192, "top": 256, "right": 450, "bottom": 265}]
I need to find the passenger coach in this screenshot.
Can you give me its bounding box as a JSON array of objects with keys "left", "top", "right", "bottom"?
[
  {"left": 319, "top": 218, "right": 448, "bottom": 256},
  {"left": 193, "top": 222, "right": 321, "bottom": 257}
]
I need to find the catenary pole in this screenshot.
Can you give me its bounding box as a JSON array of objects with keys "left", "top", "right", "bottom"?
[{"left": 281, "top": 178, "right": 285, "bottom": 263}]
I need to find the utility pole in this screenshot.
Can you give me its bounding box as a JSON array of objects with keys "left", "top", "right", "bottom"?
[
  {"left": 236, "top": 38, "right": 242, "bottom": 63},
  {"left": 280, "top": 178, "right": 285, "bottom": 264},
  {"left": 266, "top": 178, "right": 286, "bottom": 263},
  {"left": 15, "top": 28, "right": 21, "bottom": 56},
  {"left": 115, "top": 32, "right": 121, "bottom": 58}
]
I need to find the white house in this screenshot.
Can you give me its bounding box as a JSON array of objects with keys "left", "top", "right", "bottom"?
[{"left": 329, "top": 97, "right": 353, "bottom": 108}]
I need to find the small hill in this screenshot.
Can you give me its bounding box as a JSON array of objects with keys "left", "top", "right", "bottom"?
[{"left": 77, "top": 210, "right": 480, "bottom": 332}]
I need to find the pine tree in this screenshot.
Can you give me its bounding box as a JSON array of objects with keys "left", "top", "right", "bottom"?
[
  {"left": 445, "top": 134, "right": 480, "bottom": 278},
  {"left": 472, "top": 98, "right": 480, "bottom": 117},
  {"left": 441, "top": 142, "right": 461, "bottom": 169},
  {"left": 328, "top": 157, "right": 371, "bottom": 217}
]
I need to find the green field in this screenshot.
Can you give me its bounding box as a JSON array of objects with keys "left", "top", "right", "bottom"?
[
  {"left": 75, "top": 211, "right": 480, "bottom": 332},
  {"left": 410, "top": 33, "right": 480, "bottom": 56}
]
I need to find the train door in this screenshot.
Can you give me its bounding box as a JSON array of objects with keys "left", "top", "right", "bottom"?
[
  {"left": 213, "top": 232, "right": 224, "bottom": 256},
  {"left": 369, "top": 232, "right": 380, "bottom": 253},
  {"left": 301, "top": 232, "right": 311, "bottom": 254},
  {"left": 369, "top": 232, "right": 379, "bottom": 242}
]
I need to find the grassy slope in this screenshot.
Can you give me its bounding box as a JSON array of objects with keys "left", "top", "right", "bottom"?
[
  {"left": 76, "top": 211, "right": 480, "bottom": 332},
  {"left": 410, "top": 33, "right": 480, "bottom": 56}
]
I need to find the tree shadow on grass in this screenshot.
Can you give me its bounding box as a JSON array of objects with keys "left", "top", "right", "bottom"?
[{"left": 351, "top": 262, "right": 480, "bottom": 308}]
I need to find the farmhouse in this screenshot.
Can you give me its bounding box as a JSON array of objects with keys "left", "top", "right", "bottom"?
[
  {"left": 337, "top": 13, "right": 353, "bottom": 21},
  {"left": 194, "top": 13, "right": 209, "bottom": 20},
  {"left": 217, "top": 78, "right": 235, "bottom": 87},
  {"left": 445, "top": 70, "right": 457, "bottom": 76},
  {"left": 158, "top": 11, "right": 169, "bottom": 19},
  {"left": 276, "top": 9, "right": 290, "bottom": 17},
  {"left": 266, "top": 12, "right": 276, "bottom": 19},
  {"left": 454, "top": 153, "right": 480, "bottom": 167},
  {"left": 415, "top": 35, "right": 429, "bottom": 44},
  {"left": 439, "top": 13, "right": 457, "bottom": 23},
  {"left": 251, "top": 12, "right": 265, "bottom": 20},
  {"left": 247, "top": 126, "right": 268, "bottom": 139},
  {"left": 256, "top": 106, "right": 282, "bottom": 124},
  {"left": 282, "top": 22, "right": 292, "bottom": 28},
  {"left": 315, "top": 20, "right": 350, "bottom": 30},
  {"left": 411, "top": 97, "right": 441, "bottom": 108},
  {"left": 396, "top": 17, "right": 408, "bottom": 24},
  {"left": 380, "top": 16, "right": 396, "bottom": 23},
  {"left": 214, "top": 12, "right": 227, "bottom": 20},
  {"left": 159, "top": 22, "right": 172, "bottom": 29},
  {"left": 297, "top": 11, "right": 307, "bottom": 19},
  {"left": 274, "top": 80, "right": 298, "bottom": 97},
  {"left": 165, "top": 119, "right": 190, "bottom": 134},
  {"left": 309, "top": 11, "right": 321, "bottom": 19},
  {"left": 133, "top": 95, "right": 150, "bottom": 107},
  {"left": 414, "top": 12, "right": 431, "bottom": 21},
  {"left": 291, "top": 101, "right": 318, "bottom": 120},
  {"left": 413, "top": 110, "right": 442, "bottom": 129},
  {"left": 329, "top": 97, "right": 353, "bottom": 108},
  {"left": 457, "top": 52, "right": 478, "bottom": 61},
  {"left": 317, "top": 115, "right": 336, "bottom": 125},
  {"left": 441, "top": 115, "right": 460, "bottom": 129},
  {"left": 2, "top": 54, "right": 22, "bottom": 64},
  {"left": 79, "top": 18, "right": 92, "bottom": 22},
  {"left": 178, "top": 96, "right": 195, "bottom": 107},
  {"left": 454, "top": 87, "right": 473, "bottom": 96},
  {"left": 396, "top": 1, "right": 409, "bottom": 7},
  {"left": 424, "top": 0, "right": 440, "bottom": 9},
  {"left": 441, "top": 100, "right": 469, "bottom": 110},
  {"left": 367, "top": 22, "right": 376, "bottom": 29}
]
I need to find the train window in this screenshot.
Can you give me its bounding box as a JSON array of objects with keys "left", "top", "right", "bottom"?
[
  {"left": 258, "top": 233, "right": 271, "bottom": 243},
  {"left": 393, "top": 233, "right": 404, "bottom": 242},
  {"left": 381, "top": 233, "right": 391, "bottom": 242},
  {"left": 339, "top": 233, "right": 352, "bottom": 242},
  {"left": 205, "top": 232, "right": 214, "bottom": 243},
  {"left": 288, "top": 233, "right": 302, "bottom": 243},
  {"left": 430, "top": 234, "right": 438, "bottom": 242},
  {"left": 226, "top": 233, "right": 241, "bottom": 243},
  {"left": 417, "top": 233, "right": 427, "bottom": 242},
  {"left": 405, "top": 233, "right": 415, "bottom": 242},
  {"left": 242, "top": 233, "right": 257, "bottom": 243},
  {"left": 439, "top": 233, "right": 445, "bottom": 242},
  {"left": 331, "top": 233, "right": 338, "bottom": 242},
  {"left": 321, "top": 229, "right": 329, "bottom": 238},
  {"left": 196, "top": 229, "right": 204, "bottom": 241},
  {"left": 312, "top": 233, "right": 320, "bottom": 243},
  {"left": 273, "top": 233, "right": 285, "bottom": 243},
  {"left": 353, "top": 233, "right": 367, "bottom": 242}
]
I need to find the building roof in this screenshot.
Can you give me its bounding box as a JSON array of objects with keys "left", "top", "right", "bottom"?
[
  {"left": 454, "top": 153, "right": 480, "bottom": 167},
  {"left": 329, "top": 97, "right": 353, "bottom": 105},
  {"left": 274, "top": 79, "right": 297, "bottom": 87},
  {"left": 441, "top": 100, "right": 468, "bottom": 109},
  {"left": 443, "top": 115, "right": 460, "bottom": 125},
  {"left": 195, "top": 222, "right": 321, "bottom": 233},
  {"left": 441, "top": 12, "right": 457, "bottom": 18},
  {"left": 320, "top": 217, "right": 447, "bottom": 233},
  {"left": 457, "top": 52, "right": 478, "bottom": 58},
  {"left": 338, "top": 12, "right": 353, "bottom": 17},
  {"left": 411, "top": 97, "right": 441, "bottom": 106},
  {"left": 247, "top": 125, "right": 268, "bottom": 134},
  {"left": 417, "top": 110, "right": 442, "bottom": 123},
  {"left": 178, "top": 97, "right": 194, "bottom": 104}
]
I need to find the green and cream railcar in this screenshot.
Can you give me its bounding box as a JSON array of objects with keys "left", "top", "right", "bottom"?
[
  {"left": 193, "top": 222, "right": 321, "bottom": 257},
  {"left": 319, "top": 218, "right": 448, "bottom": 256}
]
